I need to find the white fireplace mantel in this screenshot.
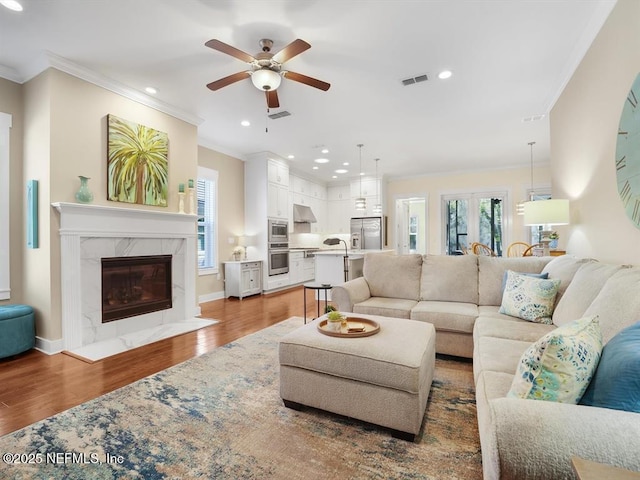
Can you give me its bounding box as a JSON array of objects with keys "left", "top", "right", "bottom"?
[{"left": 52, "top": 202, "right": 200, "bottom": 352}]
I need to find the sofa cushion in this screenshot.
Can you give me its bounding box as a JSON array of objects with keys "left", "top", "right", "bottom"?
[
  {"left": 363, "top": 253, "right": 422, "bottom": 301},
  {"left": 474, "top": 316, "right": 555, "bottom": 344},
  {"left": 478, "top": 256, "right": 551, "bottom": 306},
  {"left": 579, "top": 321, "right": 640, "bottom": 413},
  {"left": 507, "top": 315, "right": 602, "bottom": 404},
  {"left": 420, "top": 254, "right": 478, "bottom": 304},
  {"left": 353, "top": 297, "right": 416, "bottom": 319},
  {"left": 552, "top": 262, "right": 623, "bottom": 327},
  {"left": 583, "top": 267, "right": 640, "bottom": 345},
  {"left": 499, "top": 271, "right": 561, "bottom": 324},
  {"left": 410, "top": 301, "right": 478, "bottom": 334},
  {"left": 474, "top": 336, "right": 533, "bottom": 380},
  {"left": 541, "top": 255, "right": 593, "bottom": 302}
]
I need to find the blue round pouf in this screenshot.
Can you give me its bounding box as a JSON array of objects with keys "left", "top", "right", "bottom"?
[{"left": 0, "top": 304, "right": 35, "bottom": 359}]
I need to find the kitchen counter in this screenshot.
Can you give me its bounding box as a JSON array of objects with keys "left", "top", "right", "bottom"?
[
  {"left": 313, "top": 249, "right": 394, "bottom": 258},
  {"left": 314, "top": 249, "right": 394, "bottom": 300}
]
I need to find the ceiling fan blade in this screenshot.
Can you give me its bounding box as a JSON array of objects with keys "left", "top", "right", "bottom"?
[
  {"left": 283, "top": 71, "right": 331, "bottom": 91},
  {"left": 206, "top": 71, "right": 251, "bottom": 91},
  {"left": 205, "top": 39, "right": 256, "bottom": 63},
  {"left": 266, "top": 90, "right": 280, "bottom": 108},
  {"left": 272, "top": 39, "right": 311, "bottom": 64}
]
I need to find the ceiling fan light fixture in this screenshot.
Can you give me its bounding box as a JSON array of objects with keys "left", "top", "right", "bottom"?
[{"left": 251, "top": 69, "right": 281, "bottom": 91}]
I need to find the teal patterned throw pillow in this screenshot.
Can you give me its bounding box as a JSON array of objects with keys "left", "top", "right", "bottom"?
[
  {"left": 508, "top": 315, "right": 602, "bottom": 403},
  {"left": 499, "top": 270, "right": 561, "bottom": 323}
]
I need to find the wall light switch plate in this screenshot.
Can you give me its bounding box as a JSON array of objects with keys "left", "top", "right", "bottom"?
[{"left": 228, "top": 237, "right": 235, "bottom": 244}]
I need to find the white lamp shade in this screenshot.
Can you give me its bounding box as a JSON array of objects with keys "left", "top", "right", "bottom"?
[
  {"left": 523, "top": 199, "right": 570, "bottom": 226},
  {"left": 237, "top": 235, "right": 254, "bottom": 247},
  {"left": 251, "top": 69, "right": 281, "bottom": 91}
]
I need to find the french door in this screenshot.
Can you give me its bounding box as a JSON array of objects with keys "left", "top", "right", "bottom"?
[{"left": 443, "top": 192, "right": 506, "bottom": 256}]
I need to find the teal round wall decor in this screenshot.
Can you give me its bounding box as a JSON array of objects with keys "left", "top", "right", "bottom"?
[{"left": 616, "top": 73, "right": 640, "bottom": 228}]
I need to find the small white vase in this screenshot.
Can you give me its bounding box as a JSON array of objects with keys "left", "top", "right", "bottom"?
[{"left": 327, "top": 321, "right": 342, "bottom": 332}]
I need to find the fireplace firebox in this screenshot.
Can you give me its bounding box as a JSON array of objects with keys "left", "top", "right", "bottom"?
[{"left": 101, "top": 255, "right": 172, "bottom": 323}]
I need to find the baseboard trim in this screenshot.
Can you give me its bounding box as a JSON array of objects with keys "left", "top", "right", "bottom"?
[
  {"left": 199, "top": 291, "right": 225, "bottom": 304},
  {"left": 35, "top": 336, "right": 64, "bottom": 355}
]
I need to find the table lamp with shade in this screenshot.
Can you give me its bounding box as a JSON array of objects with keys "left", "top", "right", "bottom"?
[
  {"left": 236, "top": 235, "right": 255, "bottom": 260},
  {"left": 523, "top": 199, "right": 570, "bottom": 255}
]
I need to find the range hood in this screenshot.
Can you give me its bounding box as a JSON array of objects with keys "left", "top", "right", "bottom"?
[{"left": 293, "top": 204, "right": 317, "bottom": 223}]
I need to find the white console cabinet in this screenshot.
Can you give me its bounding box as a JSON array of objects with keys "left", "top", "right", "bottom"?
[{"left": 224, "top": 261, "right": 262, "bottom": 299}]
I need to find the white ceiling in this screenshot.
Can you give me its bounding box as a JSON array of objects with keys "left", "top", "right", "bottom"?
[{"left": 0, "top": 0, "right": 616, "bottom": 183}]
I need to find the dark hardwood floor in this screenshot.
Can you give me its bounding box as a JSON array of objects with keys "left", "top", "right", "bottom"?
[{"left": 0, "top": 286, "right": 320, "bottom": 437}]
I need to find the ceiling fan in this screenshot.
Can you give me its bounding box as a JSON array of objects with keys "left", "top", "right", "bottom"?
[{"left": 205, "top": 38, "right": 330, "bottom": 108}]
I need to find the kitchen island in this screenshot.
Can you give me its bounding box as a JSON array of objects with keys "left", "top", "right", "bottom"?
[{"left": 314, "top": 249, "right": 394, "bottom": 300}]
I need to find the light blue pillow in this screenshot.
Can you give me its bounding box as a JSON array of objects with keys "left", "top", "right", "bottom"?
[
  {"left": 500, "top": 270, "right": 560, "bottom": 324},
  {"left": 501, "top": 270, "right": 549, "bottom": 293},
  {"left": 508, "top": 315, "right": 602, "bottom": 403},
  {"left": 579, "top": 321, "right": 640, "bottom": 412}
]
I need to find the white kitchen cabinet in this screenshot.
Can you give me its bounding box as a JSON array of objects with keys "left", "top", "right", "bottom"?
[
  {"left": 268, "top": 160, "right": 289, "bottom": 187},
  {"left": 327, "top": 184, "right": 350, "bottom": 201},
  {"left": 245, "top": 153, "right": 291, "bottom": 294},
  {"left": 302, "top": 257, "right": 315, "bottom": 281},
  {"left": 289, "top": 251, "right": 304, "bottom": 285},
  {"left": 267, "top": 182, "right": 289, "bottom": 219},
  {"left": 327, "top": 198, "right": 351, "bottom": 234},
  {"left": 224, "top": 261, "right": 262, "bottom": 299}
]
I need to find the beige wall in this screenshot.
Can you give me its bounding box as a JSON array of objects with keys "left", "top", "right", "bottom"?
[
  {"left": 0, "top": 77, "right": 24, "bottom": 306},
  {"left": 197, "top": 146, "right": 245, "bottom": 300},
  {"left": 387, "top": 165, "right": 551, "bottom": 254},
  {"left": 22, "top": 69, "right": 198, "bottom": 341},
  {"left": 550, "top": 0, "right": 640, "bottom": 264}
]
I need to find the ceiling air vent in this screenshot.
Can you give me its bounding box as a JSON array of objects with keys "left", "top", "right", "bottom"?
[
  {"left": 268, "top": 111, "right": 291, "bottom": 120},
  {"left": 401, "top": 74, "right": 429, "bottom": 86}
]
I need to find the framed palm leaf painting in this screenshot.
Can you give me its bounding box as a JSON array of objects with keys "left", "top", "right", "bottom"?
[{"left": 107, "top": 114, "right": 168, "bottom": 206}]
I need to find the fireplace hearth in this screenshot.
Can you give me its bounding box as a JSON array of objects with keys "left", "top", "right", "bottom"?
[{"left": 101, "top": 255, "right": 172, "bottom": 323}]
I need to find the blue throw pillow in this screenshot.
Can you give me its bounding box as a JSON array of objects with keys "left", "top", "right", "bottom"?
[
  {"left": 579, "top": 321, "right": 640, "bottom": 412},
  {"left": 501, "top": 270, "right": 549, "bottom": 293}
]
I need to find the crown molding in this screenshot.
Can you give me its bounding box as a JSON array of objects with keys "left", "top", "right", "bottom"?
[
  {"left": 197, "top": 136, "right": 247, "bottom": 161},
  {"left": 4, "top": 51, "right": 204, "bottom": 127},
  {"left": 0, "top": 64, "right": 22, "bottom": 83}
]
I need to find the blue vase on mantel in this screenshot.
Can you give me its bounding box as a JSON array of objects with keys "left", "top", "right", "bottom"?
[
  {"left": 549, "top": 239, "right": 558, "bottom": 250},
  {"left": 75, "top": 175, "right": 94, "bottom": 204}
]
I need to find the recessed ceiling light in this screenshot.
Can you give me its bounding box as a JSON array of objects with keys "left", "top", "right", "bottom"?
[
  {"left": 240, "top": 120, "right": 251, "bottom": 127},
  {"left": 332, "top": 175, "right": 337, "bottom": 179},
  {"left": 438, "top": 70, "right": 452, "bottom": 80},
  {"left": 0, "top": 0, "right": 23, "bottom": 11},
  {"left": 360, "top": 172, "right": 365, "bottom": 176},
  {"left": 312, "top": 166, "right": 319, "bottom": 170},
  {"left": 145, "top": 86, "right": 157, "bottom": 94},
  {"left": 314, "top": 158, "right": 329, "bottom": 164},
  {"left": 287, "top": 154, "right": 295, "bottom": 159},
  {"left": 321, "top": 148, "right": 329, "bottom": 154},
  {"left": 343, "top": 162, "right": 349, "bottom": 166},
  {"left": 335, "top": 169, "right": 348, "bottom": 174}
]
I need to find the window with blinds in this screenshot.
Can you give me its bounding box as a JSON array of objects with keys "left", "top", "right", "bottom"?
[{"left": 197, "top": 167, "right": 218, "bottom": 273}]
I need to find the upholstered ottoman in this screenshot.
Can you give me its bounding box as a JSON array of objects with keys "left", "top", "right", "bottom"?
[
  {"left": 279, "top": 313, "right": 435, "bottom": 441},
  {"left": 0, "top": 304, "right": 35, "bottom": 359}
]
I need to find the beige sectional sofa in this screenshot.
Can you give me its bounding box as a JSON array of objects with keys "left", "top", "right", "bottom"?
[{"left": 333, "top": 253, "right": 640, "bottom": 479}]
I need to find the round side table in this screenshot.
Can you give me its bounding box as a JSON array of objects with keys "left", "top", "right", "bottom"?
[{"left": 303, "top": 282, "right": 332, "bottom": 324}]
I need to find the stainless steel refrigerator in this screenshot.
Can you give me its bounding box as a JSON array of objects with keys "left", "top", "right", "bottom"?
[{"left": 350, "top": 216, "right": 384, "bottom": 250}]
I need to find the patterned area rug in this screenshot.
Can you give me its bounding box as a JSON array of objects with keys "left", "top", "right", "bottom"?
[{"left": 0, "top": 317, "right": 481, "bottom": 479}]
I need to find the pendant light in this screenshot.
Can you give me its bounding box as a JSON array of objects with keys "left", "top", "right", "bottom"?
[
  {"left": 355, "top": 144, "right": 366, "bottom": 211},
  {"left": 516, "top": 141, "right": 536, "bottom": 215},
  {"left": 373, "top": 158, "right": 382, "bottom": 215}
]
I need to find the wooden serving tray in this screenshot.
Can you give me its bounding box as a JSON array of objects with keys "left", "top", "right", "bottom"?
[{"left": 317, "top": 317, "right": 380, "bottom": 338}]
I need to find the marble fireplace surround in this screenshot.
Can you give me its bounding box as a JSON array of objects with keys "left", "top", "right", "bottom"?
[{"left": 53, "top": 202, "right": 205, "bottom": 359}]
